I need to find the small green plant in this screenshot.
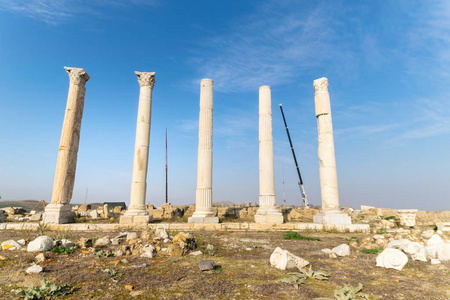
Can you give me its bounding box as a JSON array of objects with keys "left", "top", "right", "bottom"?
[
  {"left": 14, "top": 279, "right": 74, "bottom": 299},
  {"left": 359, "top": 248, "right": 382, "bottom": 254},
  {"left": 334, "top": 283, "right": 368, "bottom": 300},
  {"left": 280, "top": 266, "right": 330, "bottom": 289},
  {"left": 384, "top": 216, "right": 399, "bottom": 222},
  {"left": 95, "top": 250, "right": 113, "bottom": 258},
  {"left": 283, "top": 231, "right": 320, "bottom": 241},
  {"left": 102, "top": 268, "right": 122, "bottom": 277},
  {"left": 52, "top": 246, "right": 76, "bottom": 255}
]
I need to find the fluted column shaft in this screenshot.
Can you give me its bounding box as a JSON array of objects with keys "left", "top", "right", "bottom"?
[
  {"left": 51, "top": 67, "right": 90, "bottom": 204},
  {"left": 128, "top": 72, "right": 155, "bottom": 213},
  {"left": 192, "top": 79, "right": 214, "bottom": 217},
  {"left": 314, "top": 77, "right": 340, "bottom": 212}
]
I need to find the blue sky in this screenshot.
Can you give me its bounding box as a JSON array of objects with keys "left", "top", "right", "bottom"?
[{"left": 0, "top": 1, "right": 449, "bottom": 210}]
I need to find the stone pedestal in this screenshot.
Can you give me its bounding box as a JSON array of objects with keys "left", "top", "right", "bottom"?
[
  {"left": 255, "top": 86, "right": 283, "bottom": 224},
  {"left": 120, "top": 72, "right": 155, "bottom": 225},
  {"left": 43, "top": 67, "right": 89, "bottom": 224},
  {"left": 42, "top": 203, "right": 76, "bottom": 224},
  {"left": 189, "top": 79, "right": 219, "bottom": 224},
  {"left": 313, "top": 77, "right": 349, "bottom": 225}
]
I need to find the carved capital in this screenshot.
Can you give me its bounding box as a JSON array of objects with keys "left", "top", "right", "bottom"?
[
  {"left": 135, "top": 72, "right": 155, "bottom": 88},
  {"left": 64, "top": 67, "right": 90, "bottom": 85},
  {"left": 313, "top": 77, "right": 328, "bottom": 92}
]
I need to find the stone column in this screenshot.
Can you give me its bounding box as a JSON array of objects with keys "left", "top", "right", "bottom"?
[
  {"left": 43, "top": 67, "right": 89, "bottom": 224},
  {"left": 188, "top": 79, "right": 219, "bottom": 223},
  {"left": 312, "top": 77, "right": 351, "bottom": 225},
  {"left": 255, "top": 86, "right": 283, "bottom": 224},
  {"left": 120, "top": 72, "right": 155, "bottom": 224}
]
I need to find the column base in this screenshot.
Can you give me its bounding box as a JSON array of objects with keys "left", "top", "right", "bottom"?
[
  {"left": 188, "top": 216, "right": 219, "bottom": 223},
  {"left": 313, "top": 212, "right": 351, "bottom": 225},
  {"left": 254, "top": 213, "right": 284, "bottom": 224},
  {"left": 119, "top": 209, "right": 152, "bottom": 225},
  {"left": 42, "top": 203, "right": 76, "bottom": 224}
]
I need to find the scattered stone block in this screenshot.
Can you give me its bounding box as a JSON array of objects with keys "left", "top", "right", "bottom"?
[
  {"left": 127, "top": 232, "right": 138, "bottom": 240},
  {"left": 35, "top": 253, "right": 46, "bottom": 264},
  {"left": 27, "top": 236, "right": 53, "bottom": 252},
  {"left": 155, "top": 227, "right": 169, "bottom": 239},
  {"left": 427, "top": 234, "right": 444, "bottom": 246},
  {"left": 89, "top": 210, "right": 99, "bottom": 219},
  {"left": 77, "top": 204, "right": 91, "bottom": 213},
  {"left": 398, "top": 209, "right": 418, "bottom": 227}
]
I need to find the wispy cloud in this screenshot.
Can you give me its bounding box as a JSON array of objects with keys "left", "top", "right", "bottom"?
[
  {"left": 190, "top": 2, "right": 350, "bottom": 92},
  {"left": 0, "top": 0, "right": 157, "bottom": 25}
]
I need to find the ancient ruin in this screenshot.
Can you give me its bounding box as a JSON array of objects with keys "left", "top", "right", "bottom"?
[
  {"left": 189, "top": 79, "right": 219, "bottom": 223},
  {"left": 120, "top": 72, "right": 155, "bottom": 224},
  {"left": 43, "top": 67, "right": 90, "bottom": 224},
  {"left": 255, "top": 86, "right": 284, "bottom": 224},
  {"left": 312, "top": 77, "right": 351, "bottom": 225}
]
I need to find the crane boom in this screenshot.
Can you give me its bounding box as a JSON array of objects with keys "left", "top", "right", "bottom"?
[{"left": 279, "top": 104, "right": 309, "bottom": 206}]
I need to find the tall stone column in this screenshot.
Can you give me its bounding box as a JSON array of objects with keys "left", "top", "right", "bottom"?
[
  {"left": 43, "top": 67, "right": 89, "bottom": 224},
  {"left": 255, "top": 86, "right": 283, "bottom": 224},
  {"left": 312, "top": 77, "right": 351, "bottom": 225},
  {"left": 120, "top": 72, "right": 155, "bottom": 224},
  {"left": 188, "top": 79, "right": 219, "bottom": 223}
]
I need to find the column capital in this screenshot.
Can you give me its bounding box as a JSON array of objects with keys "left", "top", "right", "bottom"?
[
  {"left": 64, "top": 67, "right": 90, "bottom": 85},
  {"left": 313, "top": 77, "right": 328, "bottom": 92},
  {"left": 135, "top": 72, "right": 155, "bottom": 88}
]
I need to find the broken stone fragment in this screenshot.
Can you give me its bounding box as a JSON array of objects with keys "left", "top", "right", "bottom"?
[
  {"left": 35, "top": 253, "right": 46, "bottom": 263},
  {"left": 155, "top": 227, "right": 169, "bottom": 239},
  {"left": 127, "top": 232, "right": 138, "bottom": 240},
  {"left": 94, "top": 237, "right": 110, "bottom": 247},
  {"left": 60, "top": 239, "right": 76, "bottom": 248},
  {"left": 198, "top": 260, "right": 215, "bottom": 271},
  {"left": 1, "top": 240, "right": 24, "bottom": 251},
  {"left": 26, "top": 265, "right": 43, "bottom": 274},
  {"left": 376, "top": 248, "right": 408, "bottom": 270},
  {"left": 269, "top": 247, "right": 309, "bottom": 270},
  {"left": 331, "top": 244, "right": 350, "bottom": 257},
  {"left": 402, "top": 242, "right": 422, "bottom": 255},
  {"left": 427, "top": 234, "right": 444, "bottom": 246},
  {"left": 167, "top": 244, "right": 183, "bottom": 257},
  {"left": 27, "top": 236, "right": 53, "bottom": 252}
]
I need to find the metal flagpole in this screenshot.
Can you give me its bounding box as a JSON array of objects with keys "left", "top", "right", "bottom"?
[{"left": 165, "top": 128, "right": 168, "bottom": 204}]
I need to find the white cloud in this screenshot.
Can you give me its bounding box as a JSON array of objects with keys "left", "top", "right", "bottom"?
[{"left": 0, "top": 0, "right": 157, "bottom": 25}]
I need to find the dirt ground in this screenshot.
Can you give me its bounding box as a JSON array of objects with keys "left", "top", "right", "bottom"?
[{"left": 0, "top": 229, "right": 449, "bottom": 300}]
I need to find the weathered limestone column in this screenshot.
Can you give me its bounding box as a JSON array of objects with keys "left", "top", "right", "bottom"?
[
  {"left": 312, "top": 77, "right": 351, "bottom": 225},
  {"left": 188, "top": 79, "right": 219, "bottom": 223},
  {"left": 255, "top": 86, "right": 283, "bottom": 224},
  {"left": 120, "top": 72, "right": 155, "bottom": 224},
  {"left": 43, "top": 67, "right": 89, "bottom": 224}
]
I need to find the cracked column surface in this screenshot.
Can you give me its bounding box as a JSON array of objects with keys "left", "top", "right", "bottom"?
[
  {"left": 43, "top": 67, "right": 89, "bottom": 224},
  {"left": 188, "top": 79, "right": 219, "bottom": 223},
  {"left": 312, "top": 77, "right": 351, "bottom": 225},
  {"left": 255, "top": 86, "right": 283, "bottom": 224},
  {"left": 120, "top": 72, "right": 155, "bottom": 224}
]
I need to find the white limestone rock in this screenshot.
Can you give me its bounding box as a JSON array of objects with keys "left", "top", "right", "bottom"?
[
  {"left": 421, "top": 230, "right": 435, "bottom": 239},
  {"left": 411, "top": 250, "right": 427, "bottom": 262},
  {"left": 373, "top": 235, "right": 385, "bottom": 240},
  {"left": 387, "top": 239, "right": 411, "bottom": 249},
  {"left": 402, "top": 242, "right": 422, "bottom": 255},
  {"left": 427, "top": 234, "right": 444, "bottom": 246},
  {"left": 155, "top": 227, "right": 169, "bottom": 239},
  {"left": 27, "top": 236, "right": 53, "bottom": 252},
  {"left": 60, "top": 239, "right": 76, "bottom": 248},
  {"left": 94, "top": 237, "right": 110, "bottom": 247},
  {"left": 127, "top": 232, "right": 138, "bottom": 240},
  {"left": 89, "top": 210, "right": 99, "bottom": 219},
  {"left": 140, "top": 244, "right": 156, "bottom": 258},
  {"left": 331, "top": 244, "right": 350, "bottom": 257},
  {"left": 425, "top": 245, "right": 440, "bottom": 260},
  {"left": 35, "top": 253, "right": 46, "bottom": 263},
  {"left": 26, "top": 265, "right": 43, "bottom": 274},
  {"left": 1, "top": 240, "right": 24, "bottom": 250},
  {"left": 437, "top": 244, "right": 450, "bottom": 261},
  {"left": 430, "top": 258, "right": 441, "bottom": 264},
  {"left": 376, "top": 248, "right": 408, "bottom": 270},
  {"left": 269, "top": 247, "right": 309, "bottom": 270}
]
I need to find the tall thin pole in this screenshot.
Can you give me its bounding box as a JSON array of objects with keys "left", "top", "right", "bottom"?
[
  {"left": 278, "top": 104, "right": 308, "bottom": 206},
  {"left": 165, "top": 128, "right": 168, "bottom": 204}
]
